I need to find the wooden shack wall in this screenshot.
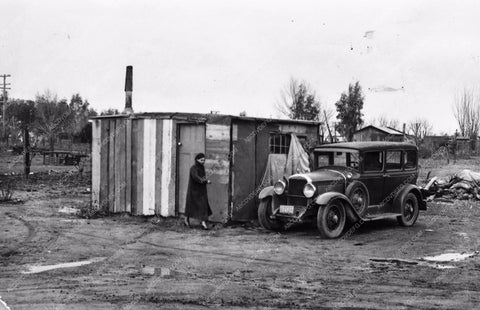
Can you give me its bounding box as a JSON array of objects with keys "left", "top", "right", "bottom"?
[
  {"left": 92, "top": 117, "right": 176, "bottom": 217},
  {"left": 231, "top": 120, "right": 320, "bottom": 221},
  {"left": 92, "top": 115, "right": 319, "bottom": 222}
]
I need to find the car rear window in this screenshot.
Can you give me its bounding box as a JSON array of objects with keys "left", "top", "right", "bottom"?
[{"left": 404, "top": 150, "right": 417, "bottom": 169}]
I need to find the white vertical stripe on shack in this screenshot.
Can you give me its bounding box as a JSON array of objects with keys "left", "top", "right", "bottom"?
[
  {"left": 142, "top": 119, "right": 156, "bottom": 215},
  {"left": 161, "top": 119, "right": 174, "bottom": 216},
  {"left": 91, "top": 120, "right": 101, "bottom": 208}
]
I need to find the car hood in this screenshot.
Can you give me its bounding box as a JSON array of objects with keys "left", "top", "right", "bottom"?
[{"left": 289, "top": 167, "right": 357, "bottom": 183}]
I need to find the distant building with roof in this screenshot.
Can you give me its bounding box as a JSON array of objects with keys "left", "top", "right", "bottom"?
[{"left": 353, "top": 125, "right": 406, "bottom": 142}]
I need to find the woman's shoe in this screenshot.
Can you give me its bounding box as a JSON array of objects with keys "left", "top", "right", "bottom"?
[
  {"left": 201, "top": 221, "right": 209, "bottom": 230},
  {"left": 184, "top": 218, "right": 190, "bottom": 227}
]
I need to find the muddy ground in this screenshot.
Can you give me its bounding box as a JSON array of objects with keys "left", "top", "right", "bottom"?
[{"left": 1, "top": 156, "right": 480, "bottom": 309}]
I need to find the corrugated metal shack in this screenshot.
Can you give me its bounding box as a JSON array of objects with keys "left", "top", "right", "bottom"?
[{"left": 91, "top": 112, "right": 320, "bottom": 222}]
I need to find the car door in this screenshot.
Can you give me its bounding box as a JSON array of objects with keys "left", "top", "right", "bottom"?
[
  {"left": 382, "top": 150, "right": 417, "bottom": 211},
  {"left": 359, "top": 150, "right": 384, "bottom": 205}
]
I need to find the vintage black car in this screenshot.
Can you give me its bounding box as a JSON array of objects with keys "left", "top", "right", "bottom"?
[{"left": 257, "top": 142, "right": 427, "bottom": 238}]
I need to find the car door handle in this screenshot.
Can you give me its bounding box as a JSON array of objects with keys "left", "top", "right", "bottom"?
[{"left": 383, "top": 174, "right": 390, "bottom": 177}]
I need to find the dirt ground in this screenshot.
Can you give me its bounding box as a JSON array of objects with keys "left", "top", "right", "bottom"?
[{"left": 1, "top": 154, "right": 480, "bottom": 309}]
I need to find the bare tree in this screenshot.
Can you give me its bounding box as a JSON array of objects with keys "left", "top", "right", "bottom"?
[
  {"left": 34, "top": 90, "right": 72, "bottom": 152},
  {"left": 453, "top": 88, "right": 480, "bottom": 139},
  {"left": 408, "top": 118, "right": 433, "bottom": 146},
  {"left": 275, "top": 77, "right": 321, "bottom": 121},
  {"left": 376, "top": 115, "right": 400, "bottom": 130}
]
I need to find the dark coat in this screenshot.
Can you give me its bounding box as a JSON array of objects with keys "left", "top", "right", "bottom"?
[{"left": 185, "top": 162, "right": 212, "bottom": 221}]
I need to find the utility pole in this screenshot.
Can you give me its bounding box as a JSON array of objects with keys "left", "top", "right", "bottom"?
[{"left": 1, "top": 74, "right": 11, "bottom": 142}]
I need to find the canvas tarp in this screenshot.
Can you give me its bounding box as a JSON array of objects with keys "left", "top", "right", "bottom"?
[
  {"left": 260, "top": 154, "right": 287, "bottom": 186},
  {"left": 260, "top": 134, "right": 310, "bottom": 186},
  {"left": 285, "top": 133, "right": 310, "bottom": 176}
]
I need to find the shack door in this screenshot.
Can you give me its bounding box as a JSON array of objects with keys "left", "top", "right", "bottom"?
[
  {"left": 231, "top": 121, "right": 257, "bottom": 221},
  {"left": 177, "top": 124, "right": 205, "bottom": 214}
]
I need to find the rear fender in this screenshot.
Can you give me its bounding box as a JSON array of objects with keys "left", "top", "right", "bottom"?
[
  {"left": 315, "top": 192, "right": 361, "bottom": 223},
  {"left": 258, "top": 186, "right": 274, "bottom": 200},
  {"left": 393, "top": 184, "right": 427, "bottom": 212}
]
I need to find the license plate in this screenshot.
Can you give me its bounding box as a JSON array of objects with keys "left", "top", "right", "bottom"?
[{"left": 279, "top": 205, "right": 294, "bottom": 214}]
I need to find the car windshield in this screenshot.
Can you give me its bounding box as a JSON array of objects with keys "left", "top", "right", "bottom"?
[{"left": 314, "top": 148, "right": 360, "bottom": 170}]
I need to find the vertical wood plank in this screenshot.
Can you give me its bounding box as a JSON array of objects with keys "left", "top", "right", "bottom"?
[
  {"left": 108, "top": 119, "right": 116, "bottom": 213},
  {"left": 143, "top": 119, "right": 156, "bottom": 215},
  {"left": 91, "top": 120, "right": 101, "bottom": 208},
  {"left": 131, "top": 120, "right": 138, "bottom": 215},
  {"left": 125, "top": 118, "right": 132, "bottom": 213},
  {"left": 161, "top": 119, "right": 174, "bottom": 216},
  {"left": 116, "top": 119, "right": 126, "bottom": 212},
  {"left": 100, "top": 120, "right": 110, "bottom": 210},
  {"left": 154, "top": 119, "right": 163, "bottom": 215},
  {"left": 169, "top": 120, "right": 177, "bottom": 216},
  {"left": 114, "top": 120, "right": 121, "bottom": 212},
  {"left": 135, "top": 120, "right": 144, "bottom": 215}
]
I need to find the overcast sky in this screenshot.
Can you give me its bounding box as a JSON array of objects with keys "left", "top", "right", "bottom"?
[{"left": 2, "top": 0, "right": 480, "bottom": 134}]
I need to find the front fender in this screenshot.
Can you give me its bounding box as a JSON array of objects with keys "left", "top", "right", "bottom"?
[
  {"left": 258, "top": 186, "right": 274, "bottom": 200},
  {"left": 315, "top": 192, "right": 361, "bottom": 223},
  {"left": 393, "top": 184, "right": 427, "bottom": 212}
]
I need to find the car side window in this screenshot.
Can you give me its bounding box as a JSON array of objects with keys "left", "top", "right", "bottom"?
[
  {"left": 386, "top": 151, "right": 402, "bottom": 171},
  {"left": 404, "top": 150, "right": 417, "bottom": 169},
  {"left": 363, "top": 151, "right": 383, "bottom": 171}
]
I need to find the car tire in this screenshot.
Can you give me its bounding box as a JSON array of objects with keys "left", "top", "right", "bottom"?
[
  {"left": 345, "top": 181, "right": 369, "bottom": 217},
  {"left": 317, "top": 199, "right": 346, "bottom": 238},
  {"left": 258, "top": 197, "right": 282, "bottom": 231},
  {"left": 397, "top": 192, "right": 419, "bottom": 227}
]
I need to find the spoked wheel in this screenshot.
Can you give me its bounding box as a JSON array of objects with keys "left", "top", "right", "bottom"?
[
  {"left": 346, "top": 181, "right": 369, "bottom": 217},
  {"left": 397, "top": 193, "right": 419, "bottom": 227},
  {"left": 258, "top": 197, "right": 282, "bottom": 231},
  {"left": 317, "top": 200, "right": 346, "bottom": 238}
]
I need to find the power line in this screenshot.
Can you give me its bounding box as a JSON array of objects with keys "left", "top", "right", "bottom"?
[{"left": 1, "top": 74, "right": 11, "bottom": 141}]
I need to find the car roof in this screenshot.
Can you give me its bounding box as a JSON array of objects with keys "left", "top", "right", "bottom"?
[{"left": 314, "top": 141, "right": 418, "bottom": 152}]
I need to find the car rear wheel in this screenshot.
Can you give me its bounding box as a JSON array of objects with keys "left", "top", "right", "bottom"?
[
  {"left": 397, "top": 193, "right": 419, "bottom": 227},
  {"left": 346, "top": 181, "right": 369, "bottom": 217},
  {"left": 317, "top": 200, "right": 346, "bottom": 238},
  {"left": 258, "top": 197, "right": 282, "bottom": 231}
]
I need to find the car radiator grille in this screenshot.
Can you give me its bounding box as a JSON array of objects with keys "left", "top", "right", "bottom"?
[
  {"left": 287, "top": 196, "right": 308, "bottom": 206},
  {"left": 288, "top": 178, "right": 307, "bottom": 196}
]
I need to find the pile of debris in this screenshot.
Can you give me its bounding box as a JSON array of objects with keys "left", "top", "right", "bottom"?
[{"left": 424, "top": 169, "right": 480, "bottom": 202}]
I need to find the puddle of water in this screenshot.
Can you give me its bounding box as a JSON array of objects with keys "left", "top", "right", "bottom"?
[
  {"left": 429, "top": 264, "right": 456, "bottom": 269},
  {"left": 58, "top": 207, "right": 79, "bottom": 214},
  {"left": 0, "top": 296, "right": 12, "bottom": 310},
  {"left": 22, "top": 258, "right": 105, "bottom": 274},
  {"left": 423, "top": 252, "right": 478, "bottom": 262}
]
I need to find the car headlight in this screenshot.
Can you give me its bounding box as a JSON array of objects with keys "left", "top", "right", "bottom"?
[
  {"left": 274, "top": 180, "right": 286, "bottom": 195},
  {"left": 303, "top": 183, "right": 316, "bottom": 198}
]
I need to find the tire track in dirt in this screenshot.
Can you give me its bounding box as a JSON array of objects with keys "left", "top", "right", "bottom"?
[{"left": 1, "top": 212, "right": 36, "bottom": 258}]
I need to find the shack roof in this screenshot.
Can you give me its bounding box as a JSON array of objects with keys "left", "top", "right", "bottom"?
[
  {"left": 354, "top": 125, "right": 404, "bottom": 136},
  {"left": 91, "top": 111, "right": 321, "bottom": 126}
]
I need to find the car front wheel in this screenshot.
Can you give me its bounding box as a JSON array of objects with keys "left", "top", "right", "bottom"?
[
  {"left": 317, "top": 200, "right": 346, "bottom": 238},
  {"left": 258, "top": 197, "right": 282, "bottom": 231},
  {"left": 346, "top": 181, "right": 369, "bottom": 217},
  {"left": 397, "top": 193, "right": 419, "bottom": 227}
]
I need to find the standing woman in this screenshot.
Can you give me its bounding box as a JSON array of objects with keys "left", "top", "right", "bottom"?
[{"left": 184, "top": 153, "right": 212, "bottom": 229}]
